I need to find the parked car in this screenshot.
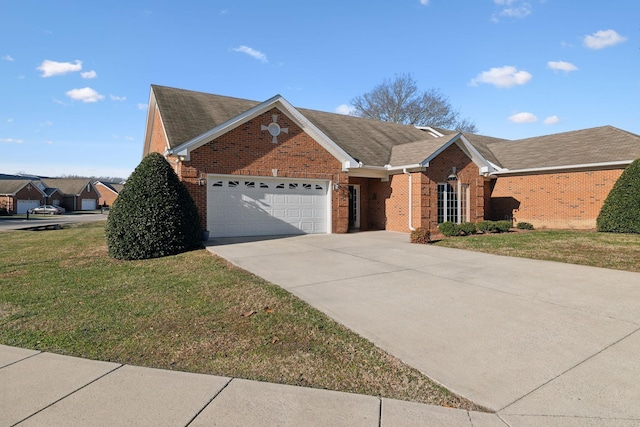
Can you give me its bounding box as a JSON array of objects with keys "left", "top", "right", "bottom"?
[{"left": 30, "top": 205, "right": 65, "bottom": 215}]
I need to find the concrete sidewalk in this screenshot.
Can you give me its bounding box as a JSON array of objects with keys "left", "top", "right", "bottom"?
[
  {"left": 207, "top": 231, "right": 640, "bottom": 426},
  {"left": 0, "top": 344, "right": 500, "bottom": 426}
]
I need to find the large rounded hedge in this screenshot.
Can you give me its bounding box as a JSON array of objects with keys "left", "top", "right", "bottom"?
[
  {"left": 597, "top": 158, "right": 640, "bottom": 234},
  {"left": 105, "top": 153, "right": 202, "bottom": 260}
]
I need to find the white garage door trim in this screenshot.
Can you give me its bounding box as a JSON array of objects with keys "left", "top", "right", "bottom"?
[
  {"left": 81, "top": 199, "right": 97, "bottom": 210},
  {"left": 207, "top": 174, "right": 331, "bottom": 238},
  {"left": 17, "top": 200, "right": 40, "bottom": 214}
]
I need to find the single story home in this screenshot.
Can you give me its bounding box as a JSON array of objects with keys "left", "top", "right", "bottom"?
[
  {"left": 0, "top": 175, "right": 100, "bottom": 214},
  {"left": 142, "top": 84, "right": 640, "bottom": 238}
]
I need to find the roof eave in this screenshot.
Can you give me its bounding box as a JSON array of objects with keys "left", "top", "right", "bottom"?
[{"left": 490, "top": 160, "right": 634, "bottom": 176}]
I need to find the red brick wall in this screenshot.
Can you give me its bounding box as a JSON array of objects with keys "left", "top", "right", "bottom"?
[
  {"left": 367, "top": 178, "right": 392, "bottom": 230},
  {"left": 96, "top": 184, "right": 118, "bottom": 207},
  {"left": 490, "top": 169, "right": 624, "bottom": 229},
  {"left": 421, "top": 143, "right": 484, "bottom": 231},
  {"left": 364, "top": 143, "right": 485, "bottom": 233},
  {"left": 163, "top": 108, "right": 349, "bottom": 232},
  {"left": 149, "top": 108, "right": 169, "bottom": 155}
]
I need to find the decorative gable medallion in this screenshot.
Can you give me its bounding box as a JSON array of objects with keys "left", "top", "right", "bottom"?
[{"left": 261, "top": 114, "right": 288, "bottom": 143}]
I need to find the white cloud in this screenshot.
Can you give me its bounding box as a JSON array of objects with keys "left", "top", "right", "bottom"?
[
  {"left": 547, "top": 61, "right": 578, "bottom": 73},
  {"left": 583, "top": 29, "right": 627, "bottom": 50},
  {"left": 110, "top": 95, "right": 126, "bottom": 101},
  {"left": 544, "top": 115, "right": 560, "bottom": 124},
  {"left": 7, "top": 118, "right": 13, "bottom": 123},
  {"left": 509, "top": 112, "right": 537, "bottom": 123},
  {"left": 469, "top": 66, "right": 532, "bottom": 88},
  {"left": 44, "top": 140, "right": 54, "bottom": 145},
  {"left": 2, "top": 55, "right": 14, "bottom": 61},
  {"left": 37, "top": 59, "right": 82, "bottom": 77},
  {"left": 0, "top": 138, "right": 23, "bottom": 144},
  {"left": 492, "top": 0, "right": 532, "bottom": 22},
  {"left": 137, "top": 103, "right": 148, "bottom": 110},
  {"left": 232, "top": 45, "right": 268, "bottom": 63},
  {"left": 335, "top": 104, "right": 357, "bottom": 115},
  {"left": 66, "top": 87, "right": 105, "bottom": 103},
  {"left": 81, "top": 70, "right": 97, "bottom": 79},
  {"left": 419, "top": 0, "right": 429, "bottom": 5}
]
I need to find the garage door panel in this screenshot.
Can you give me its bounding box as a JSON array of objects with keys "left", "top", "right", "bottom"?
[
  {"left": 17, "top": 200, "right": 40, "bottom": 214},
  {"left": 207, "top": 175, "right": 329, "bottom": 238}
]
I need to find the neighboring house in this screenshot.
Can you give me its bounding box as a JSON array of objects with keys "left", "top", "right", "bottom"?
[
  {"left": 0, "top": 176, "right": 100, "bottom": 213},
  {"left": 142, "top": 84, "right": 640, "bottom": 238},
  {"left": 40, "top": 178, "right": 100, "bottom": 211},
  {"left": 95, "top": 181, "right": 124, "bottom": 207},
  {"left": 0, "top": 179, "right": 46, "bottom": 213}
]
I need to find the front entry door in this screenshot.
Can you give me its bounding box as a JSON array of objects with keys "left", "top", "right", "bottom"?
[{"left": 348, "top": 185, "right": 360, "bottom": 229}]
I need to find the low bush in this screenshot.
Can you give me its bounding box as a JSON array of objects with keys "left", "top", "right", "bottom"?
[
  {"left": 516, "top": 222, "right": 534, "bottom": 230},
  {"left": 477, "top": 220, "right": 498, "bottom": 233},
  {"left": 410, "top": 227, "right": 431, "bottom": 244},
  {"left": 458, "top": 222, "right": 477, "bottom": 235},
  {"left": 495, "top": 220, "right": 513, "bottom": 233},
  {"left": 438, "top": 221, "right": 459, "bottom": 237}
]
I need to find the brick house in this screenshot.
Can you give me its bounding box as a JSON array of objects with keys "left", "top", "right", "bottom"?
[
  {"left": 0, "top": 176, "right": 100, "bottom": 214},
  {"left": 40, "top": 179, "right": 101, "bottom": 211},
  {"left": 142, "top": 85, "right": 640, "bottom": 237}
]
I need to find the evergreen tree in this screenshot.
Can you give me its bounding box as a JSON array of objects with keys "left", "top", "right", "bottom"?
[
  {"left": 105, "top": 152, "right": 202, "bottom": 259},
  {"left": 597, "top": 159, "right": 640, "bottom": 234}
]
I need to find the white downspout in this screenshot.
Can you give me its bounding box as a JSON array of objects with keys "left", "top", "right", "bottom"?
[{"left": 403, "top": 168, "right": 416, "bottom": 231}]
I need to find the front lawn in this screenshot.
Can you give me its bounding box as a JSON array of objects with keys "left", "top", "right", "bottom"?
[
  {"left": 433, "top": 229, "right": 640, "bottom": 272},
  {"left": 0, "top": 221, "right": 482, "bottom": 411}
]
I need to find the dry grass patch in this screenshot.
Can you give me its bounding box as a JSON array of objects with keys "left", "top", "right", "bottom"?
[{"left": 434, "top": 229, "right": 640, "bottom": 272}]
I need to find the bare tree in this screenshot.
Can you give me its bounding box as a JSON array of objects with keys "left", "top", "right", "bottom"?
[{"left": 350, "top": 73, "right": 478, "bottom": 133}]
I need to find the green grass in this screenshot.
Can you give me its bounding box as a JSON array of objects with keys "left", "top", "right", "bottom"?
[
  {"left": 433, "top": 229, "right": 640, "bottom": 272},
  {"left": 0, "top": 221, "right": 483, "bottom": 411}
]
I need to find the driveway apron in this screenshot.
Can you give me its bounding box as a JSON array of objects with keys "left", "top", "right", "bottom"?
[{"left": 207, "top": 231, "right": 640, "bottom": 424}]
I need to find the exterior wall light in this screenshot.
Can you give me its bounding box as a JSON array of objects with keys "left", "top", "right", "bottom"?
[{"left": 447, "top": 167, "right": 458, "bottom": 182}]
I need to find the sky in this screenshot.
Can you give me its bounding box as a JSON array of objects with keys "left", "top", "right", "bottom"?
[{"left": 1, "top": 0, "right": 638, "bottom": 179}]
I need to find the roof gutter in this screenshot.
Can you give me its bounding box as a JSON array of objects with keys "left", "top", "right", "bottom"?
[
  {"left": 490, "top": 160, "right": 633, "bottom": 177},
  {"left": 403, "top": 168, "right": 416, "bottom": 232}
]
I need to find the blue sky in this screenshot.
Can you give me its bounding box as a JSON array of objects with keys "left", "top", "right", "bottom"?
[{"left": 1, "top": 0, "right": 637, "bottom": 178}]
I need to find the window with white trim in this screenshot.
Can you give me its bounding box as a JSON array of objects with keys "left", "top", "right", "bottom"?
[{"left": 438, "top": 182, "right": 469, "bottom": 223}]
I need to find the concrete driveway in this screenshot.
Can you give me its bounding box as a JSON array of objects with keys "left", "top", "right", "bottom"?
[{"left": 207, "top": 231, "right": 640, "bottom": 426}]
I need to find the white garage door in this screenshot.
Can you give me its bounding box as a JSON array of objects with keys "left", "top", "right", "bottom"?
[
  {"left": 17, "top": 200, "right": 40, "bottom": 214},
  {"left": 207, "top": 175, "right": 329, "bottom": 238},
  {"left": 81, "top": 199, "right": 96, "bottom": 210}
]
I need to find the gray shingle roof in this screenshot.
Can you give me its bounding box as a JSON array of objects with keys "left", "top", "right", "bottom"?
[
  {"left": 152, "top": 85, "right": 439, "bottom": 166},
  {"left": 389, "top": 134, "right": 459, "bottom": 166},
  {"left": 486, "top": 126, "right": 640, "bottom": 170},
  {"left": 0, "top": 179, "right": 33, "bottom": 195},
  {"left": 152, "top": 85, "right": 260, "bottom": 149},
  {"left": 41, "top": 178, "right": 93, "bottom": 196},
  {"left": 151, "top": 85, "right": 640, "bottom": 171}
]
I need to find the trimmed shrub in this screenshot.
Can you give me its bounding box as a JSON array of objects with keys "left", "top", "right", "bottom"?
[
  {"left": 105, "top": 152, "right": 202, "bottom": 260},
  {"left": 438, "top": 221, "right": 459, "bottom": 237},
  {"left": 476, "top": 220, "right": 498, "bottom": 233},
  {"left": 410, "top": 227, "right": 431, "bottom": 244},
  {"left": 495, "top": 220, "right": 513, "bottom": 233},
  {"left": 516, "top": 222, "right": 534, "bottom": 230},
  {"left": 597, "top": 159, "right": 640, "bottom": 234},
  {"left": 458, "top": 222, "right": 477, "bottom": 235}
]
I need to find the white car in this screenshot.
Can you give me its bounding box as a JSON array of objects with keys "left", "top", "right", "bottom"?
[{"left": 30, "top": 205, "right": 65, "bottom": 215}]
